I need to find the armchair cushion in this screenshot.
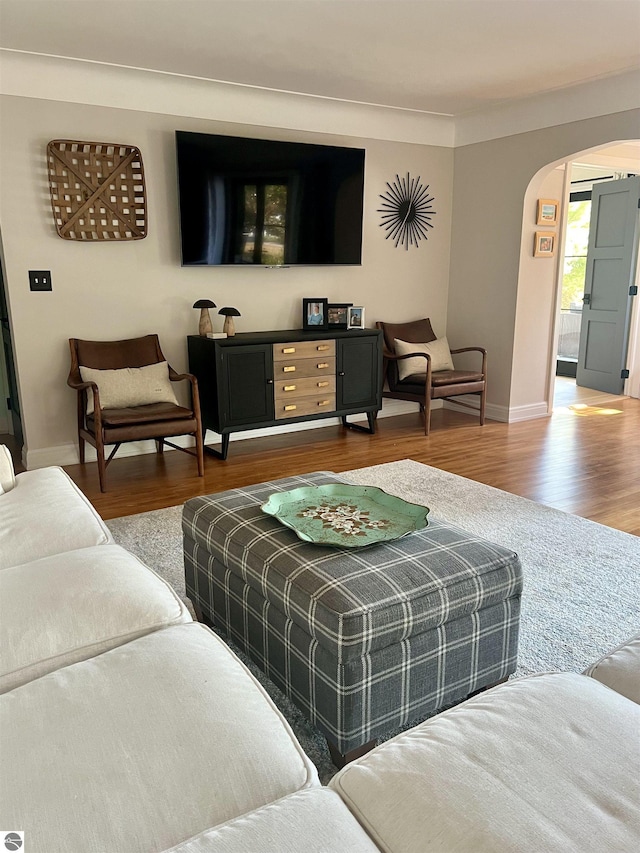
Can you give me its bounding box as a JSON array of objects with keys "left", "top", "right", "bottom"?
[
  {"left": 91, "top": 402, "right": 194, "bottom": 428},
  {"left": 80, "top": 361, "right": 178, "bottom": 414},
  {"left": 394, "top": 337, "right": 455, "bottom": 380}
]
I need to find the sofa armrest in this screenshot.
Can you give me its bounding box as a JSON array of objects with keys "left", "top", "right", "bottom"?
[
  {"left": 0, "top": 444, "right": 16, "bottom": 493},
  {"left": 584, "top": 633, "right": 640, "bottom": 704}
]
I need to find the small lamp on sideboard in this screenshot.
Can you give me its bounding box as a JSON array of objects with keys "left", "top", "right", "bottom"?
[{"left": 193, "top": 299, "right": 216, "bottom": 336}]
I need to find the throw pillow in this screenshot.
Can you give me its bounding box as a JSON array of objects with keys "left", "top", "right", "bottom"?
[
  {"left": 394, "top": 337, "right": 455, "bottom": 381},
  {"left": 80, "top": 361, "right": 179, "bottom": 415}
]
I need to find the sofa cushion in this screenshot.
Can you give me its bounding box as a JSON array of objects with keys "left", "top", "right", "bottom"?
[
  {"left": 0, "top": 466, "right": 112, "bottom": 570},
  {"left": 584, "top": 633, "right": 640, "bottom": 704},
  {"left": 329, "top": 672, "right": 640, "bottom": 852},
  {"left": 0, "top": 543, "right": 191, "bottom": 693},
  {"left": 0, "top": 622, "right": 319, "bottom": 853},
  {"left": 164, "top": 789, "right": 379, "bottom": 853}
]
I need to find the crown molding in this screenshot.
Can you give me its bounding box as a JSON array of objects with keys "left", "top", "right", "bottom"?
[
  {"left": 2, "top": 50, "right": 637, "bottom": 149},
  {"left": 455, "top": 69, "right": 640, "bottom": 147},
  {"left": 0, "top": 50, "right": 454, "bottom": 147}
]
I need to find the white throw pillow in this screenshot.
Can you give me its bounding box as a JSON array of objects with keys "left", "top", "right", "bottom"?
[
  {"left": 80, "top": 361, "right": 179, "bottom": 415},
  {"left": 394, "top": 337, "right": 455, "bottom": 380},
  {"left": 0, "top": 444, "right": 16, "bottom": 493}
]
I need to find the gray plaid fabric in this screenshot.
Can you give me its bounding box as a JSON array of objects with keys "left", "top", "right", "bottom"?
[{"left": 183, "top": 473, "right": 522, "bottom": 753}]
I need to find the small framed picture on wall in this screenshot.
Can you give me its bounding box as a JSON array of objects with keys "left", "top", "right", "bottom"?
[
  {"left": 347, "top": 306, "right": 365, "bottom": 329},
  {"left": 534, "top": 231, "right": 556, "bottom": 257},
  {"left": 302, "top": 298, "right": 329, "bottom": 330},
  {"left": 327, "top": 303, "right": 352, "bottom": 329},
  {"left": 536, "top": 198, "right": 559, "bottom": 226}
]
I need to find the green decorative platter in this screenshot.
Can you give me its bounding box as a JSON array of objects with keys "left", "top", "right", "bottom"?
[{"left": 261, "top": 484, "right": 429, "bottom": 548}]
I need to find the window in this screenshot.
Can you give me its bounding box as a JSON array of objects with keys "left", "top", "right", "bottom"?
[{"left": 240, "top": 183, "right": 287, "bottom": 264}]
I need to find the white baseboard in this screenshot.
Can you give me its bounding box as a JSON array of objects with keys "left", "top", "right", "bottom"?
[
  {"left": 506, "top": 402, "right": 550, "bottom": 422},
  {"left": 443, "top": 397, "right": 508, "bottom": 423},
  {"left": 25, "top": 399, "right": 551, "bottom": 469},
  {"left": 24, "top": 399, "right": 428, "bottom": 469},
  {"left": 25, "top": 438, "right": 195, "bottom": 470},
  {"left": 444, "top": 397, "right": 549, "bottom": 423}
]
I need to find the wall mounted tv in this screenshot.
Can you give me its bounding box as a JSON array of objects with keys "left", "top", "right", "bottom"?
[{"left": 176, "top": 131, "right": 365, "bottom": 266}]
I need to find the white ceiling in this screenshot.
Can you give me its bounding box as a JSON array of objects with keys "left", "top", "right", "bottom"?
[{"left": 1, "top": 0, "right": 639, "bottom": 116}]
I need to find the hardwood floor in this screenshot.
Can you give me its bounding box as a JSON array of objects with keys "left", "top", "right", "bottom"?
[
  {"left": 21, "top": 395, "right": 636, "bottom": 536},
  {"left": 3, "top": 395, "right": 639, "bottom": 534}
]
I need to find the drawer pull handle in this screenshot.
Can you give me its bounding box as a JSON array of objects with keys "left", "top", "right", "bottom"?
[
  {"left": 317, "top": 362, "right": 329, "bottom": 369},
  {"left": 284, "top": 404, "right": 297, "bottom": 412},
  {"left": 317, "top": 345, "right": 330, "bottom": 351},
  {"left": 282, "top": 347, "right": 296, "bottom": 354},
  {"left": 318, "top": 400, "right": 331, "bottom": 407},
  {"left": 283, "top": 366, "right": 296, "bottom": 373},
  {"left": 317, "top": 381, "right": 329, "bottom": 388},
  {"left": 284, "top": 385, "right": 296, "bottom": 392}
]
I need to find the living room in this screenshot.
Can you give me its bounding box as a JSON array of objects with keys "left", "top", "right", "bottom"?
[
  {"left": 1, "top": 2, "right": 639, "bottom": 851},
  {"left": 1, "top": 1, "right": 639, "bottom": 477}
]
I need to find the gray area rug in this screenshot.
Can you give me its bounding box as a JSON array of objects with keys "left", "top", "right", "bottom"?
[{"left": 107, "top": 459, "right": 640, "bottom": 782}]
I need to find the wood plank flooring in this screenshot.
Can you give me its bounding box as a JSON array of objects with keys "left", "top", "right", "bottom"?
[{"left": 40, "top": 395, "right": 640, "bottom": 536}]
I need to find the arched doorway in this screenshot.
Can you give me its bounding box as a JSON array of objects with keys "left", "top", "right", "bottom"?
[{"left": 512, "top": 140, "right": 640, "bottom": 416}]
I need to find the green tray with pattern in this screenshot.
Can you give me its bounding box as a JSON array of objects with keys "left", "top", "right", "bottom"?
[{"left": 261, "top": 483, "right": 429, "bottom": 548}]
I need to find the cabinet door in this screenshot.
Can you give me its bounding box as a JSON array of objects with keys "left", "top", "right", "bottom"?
[
  {"left": 218, "top": 344, "right": 274, "bottom": 429},
  {"left": 337, "top": 334, "right": 382, "bottom": 411}
]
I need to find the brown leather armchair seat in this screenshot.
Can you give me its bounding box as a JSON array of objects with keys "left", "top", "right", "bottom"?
[
  {"left": 376, "top": 318, "right": 487, "bottom": 435},
  {"left": 68, "top": 335, "right": 204, "bottom": 491}
]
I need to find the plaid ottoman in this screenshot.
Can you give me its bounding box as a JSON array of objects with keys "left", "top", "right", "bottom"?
[{"left": 183, "top": 473, "right": 522, "bottom": 763}]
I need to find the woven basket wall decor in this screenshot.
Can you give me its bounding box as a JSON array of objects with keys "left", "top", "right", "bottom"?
[{"left": 46, "top": 139, "right": 147, "bottom": 241}]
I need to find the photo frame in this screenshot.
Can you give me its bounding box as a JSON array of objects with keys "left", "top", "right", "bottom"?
[
  {"left": 347, "top": 305, "right": 365, "bottom": 329},
  {"left": 534, "top": 231, "right": 556, "bottom": 257},
  {"left": 327, "top": 303, "right": 352, "bottom": 329},
  {"left": 302, "top": 298, "right": 329, "bottom": 331},
  {"left": 536, "top": 198, "right": 559, "bottom": 226}
]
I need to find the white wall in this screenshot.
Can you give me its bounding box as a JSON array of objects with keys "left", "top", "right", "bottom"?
[
  {"left": 0, "top": 95, "right": 453, "bottom": 466},
  {"left": 449, "top": 109, "right": 640, "bottom": 420},
  {"left": 510, "top": 165, "right": 565, "bottom": 416}
]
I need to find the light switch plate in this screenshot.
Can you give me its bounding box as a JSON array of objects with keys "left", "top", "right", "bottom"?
[{"left": 29, "top": 270, "right": 52, "bottom": 291}]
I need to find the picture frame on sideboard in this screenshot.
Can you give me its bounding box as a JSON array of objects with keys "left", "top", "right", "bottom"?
[
  {"left": 327, "top": 303, "right": 352, "bottom": 329},
  {"left": 348, "top": 306, "right": 365, "bottom": 329},
  {"left": 302, "top": 298, "right": 329, "bottom": 330}
]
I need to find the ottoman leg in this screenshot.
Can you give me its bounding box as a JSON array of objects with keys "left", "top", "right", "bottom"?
[{"left": 327, "top": 738, "right": 377, "bottom": 769}]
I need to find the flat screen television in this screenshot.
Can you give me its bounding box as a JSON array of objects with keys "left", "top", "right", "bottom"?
[{"left": 176, "top": 131, "right": 365, "bottom": 266}]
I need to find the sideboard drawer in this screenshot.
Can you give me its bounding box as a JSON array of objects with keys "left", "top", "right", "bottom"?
[
  {"left": 273, "top": 340, "right": 335, "bottom": 362},
  {"left": 273, "top": 357, "right": 336, "bottom": 379},
  {"left": 275, "top": 393, "right": 337, "bottom": 420},
  {"left": 274, "top": 375, "right": 337, "bottom": 400}
]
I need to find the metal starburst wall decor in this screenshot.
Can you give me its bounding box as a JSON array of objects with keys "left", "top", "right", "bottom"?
[{"left": 377, "top": 173, "right": 436, "bottom": 249}]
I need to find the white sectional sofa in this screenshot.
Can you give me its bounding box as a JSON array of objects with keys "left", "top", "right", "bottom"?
[{"left": 1, "top": 447, "right": 638, "bottom": 853}]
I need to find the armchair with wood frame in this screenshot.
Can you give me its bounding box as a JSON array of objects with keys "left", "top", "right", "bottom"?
[
  {"left": 376, "top": 318, "right": 487, "bottom": 435},
  {"left": 67, "top": 334, "right": 204, "bottom": 492}
]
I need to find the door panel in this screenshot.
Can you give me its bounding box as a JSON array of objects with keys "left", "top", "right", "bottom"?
[
  {"left": 337, "top": 335, "right": 382, "bottom": 410},
  {"left": 576, "top": 176, "right": 640, "bottom": 394},
  {"left": 219, "top": 345, "right": 274, "bottom": 427}
]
